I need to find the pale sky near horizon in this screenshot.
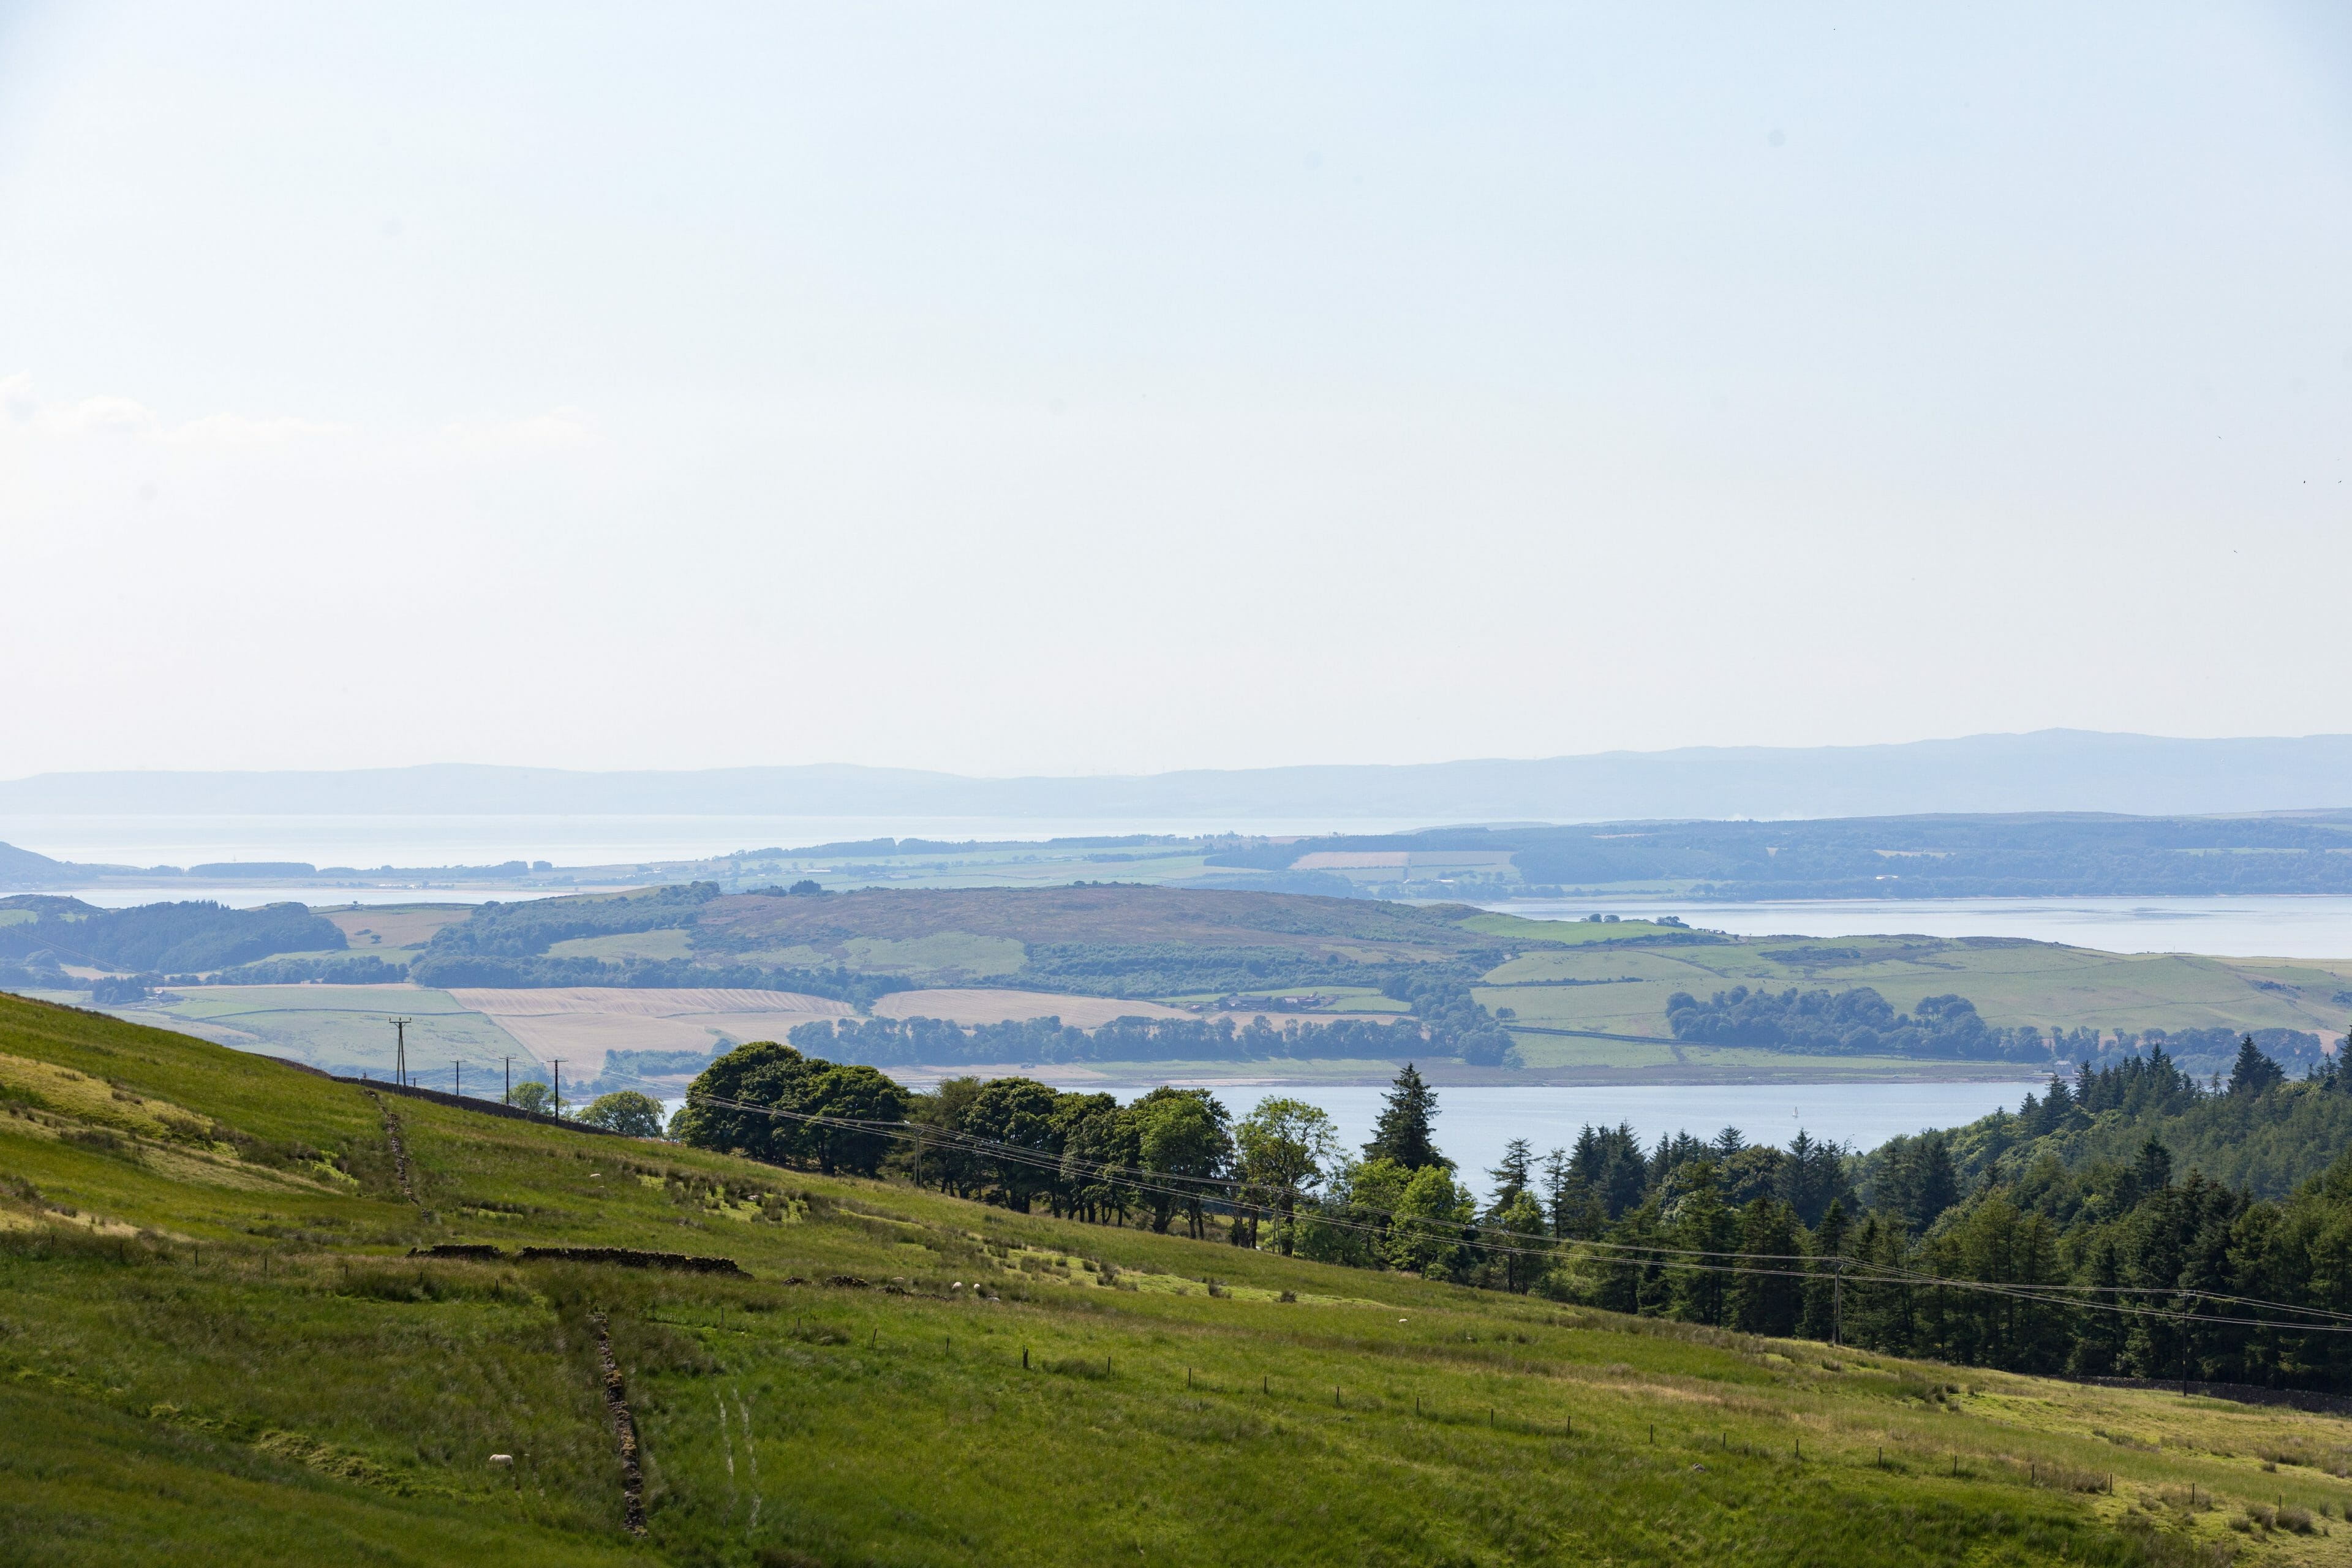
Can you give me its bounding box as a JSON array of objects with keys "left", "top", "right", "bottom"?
[{"left": 2, "top": 3, "right": 2348, "bottom": 779}]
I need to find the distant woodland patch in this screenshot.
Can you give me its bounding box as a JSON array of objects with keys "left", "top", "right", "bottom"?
[{"left": 1207, "top": 812, "right": 2352, "bottom": 899}]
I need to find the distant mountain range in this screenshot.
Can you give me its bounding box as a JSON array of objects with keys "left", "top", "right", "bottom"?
[{"left": 6, "top": 731, "right": 2352, "bottom": 821}]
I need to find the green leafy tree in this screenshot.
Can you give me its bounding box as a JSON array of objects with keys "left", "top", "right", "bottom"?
[
  {"left": 1363, "top": 1063, "right": 1450, "bottom": 1171},
  {"left": 801, "top": 1064, "right": 910, "bottom": 1175},
  {"left": 1055, "top": 1094, "right": 1139, "bottom": 1225},
  {"left": 1132, "top": 1087, "right": 1234, "bottom": 1237},
  {"left": 903, "top": 1076, "right": 987, "bottom": 1197},
  {"left": 1236, "top": 1097, "right": 1340, "bottom": 1254},
  {"left": 1384, "top": 1164, "right": 1475, "bottom": 1278},
  {"left": 674, "top": 1041, "right": 816, "bottom": 1164},
  {"left": 510, "top": 1080, "right": 554, "bottom": 1116},
  {"left": 1294, "top": 1156, "right": 1402, "bottom": 1268},
  {"left": 1490, "top": 1187, "right": 1548, "bottom": 1292},
  {"left": 963, "top": 1077, "right": 1064, "bottom": 1212},
  {"left": 578, "top": 1090, "right": 665, "bottom": 1138}
]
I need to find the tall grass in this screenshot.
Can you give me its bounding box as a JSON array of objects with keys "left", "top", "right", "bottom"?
[{"left": 0, "top": 995, "right": 2316, "bottom": 1566}]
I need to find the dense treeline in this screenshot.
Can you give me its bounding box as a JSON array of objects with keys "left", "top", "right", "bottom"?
[
  {"left": 1921, "top": 1042, "right": 2352, "bottom": 1200},
  {"left": 679, "top": 1029, "right": 2352, "bottom": 1394},
  {"left": 1667, "top": 986, "right": 2053, "bottom": 1063},
  {"left": 0, "top": 897, "right": 345, "bottom": 972},
  {"left": 789, "top": 1012, "right": 1427, "bottom": 1066},
  {"left": 1661, "top": 984, "right": 2324, "bottom": 1073},
  {"left": 208, "top": 956, "right": 410, "bottom": 986},
  {"left": 419, "top": 883, "right": 721, "bottom": 959},
  {"left": 1207, "top": 814, "right": 2352, "bottom": 898},
  {"left": 786, "top": 977, "right": 1518, "bottom": 1068}
]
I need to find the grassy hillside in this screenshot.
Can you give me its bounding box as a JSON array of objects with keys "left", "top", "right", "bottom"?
[{"left": 6, "top": 993, "right": 2352, "bottom": 1564}]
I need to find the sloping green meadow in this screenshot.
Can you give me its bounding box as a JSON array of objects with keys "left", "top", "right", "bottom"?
[{"left": 2, "top": 993, "right": 2341, "bottom": 1565}]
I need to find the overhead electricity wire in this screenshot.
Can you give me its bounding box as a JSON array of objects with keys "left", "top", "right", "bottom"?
[{"left": 616, "top": 1078, "right": 2352, "bottom": 1338}]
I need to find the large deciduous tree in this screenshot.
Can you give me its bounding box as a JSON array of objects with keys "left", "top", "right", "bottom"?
[
  {"left": 1132, "top": 1087, "right": 1234, "bottom": 1237},
  {"left": 1236, "top": 1097, "right": 1340, "bottom": 1254}
]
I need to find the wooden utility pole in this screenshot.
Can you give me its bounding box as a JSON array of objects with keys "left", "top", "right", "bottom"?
[
  {"left": 454, "top": 1060, "right": 462, "bottom": 1098},
  {"left": 551, "top": 1059, "right": 564, "bottom": 1118},
  {"left": 391, "top": 1017, "right": 411, "bottom": 1087},
  {"left": 503, "top": 1056, "right": 512, "bottom": 1106}
]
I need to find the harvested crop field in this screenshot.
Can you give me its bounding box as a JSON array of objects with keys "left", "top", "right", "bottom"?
[
  {"left": 312, "top": 903, "right": 475, "bottom": 949},
  {"left": 450, "top": 987, "right": 854, "bottom": 1071}
]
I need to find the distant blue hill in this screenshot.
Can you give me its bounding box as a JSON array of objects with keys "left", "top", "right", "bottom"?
[{"left": 6, "top": 731, "right": 2352, "bottom": 821}]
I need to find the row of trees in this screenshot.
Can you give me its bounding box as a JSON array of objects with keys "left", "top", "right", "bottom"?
[
  {"left": 671, "top": 1031, "right": 2352, "bottom": 1393},
  {"left": 1665, "top": 984, "right": 2328, "bottom": 1075},
  {"left": 783, "top": 1004, "right": 1513, "bottom": 1068},
  {"left": 1665, "top": 985, "right": 2053, "bottom": 1062}
]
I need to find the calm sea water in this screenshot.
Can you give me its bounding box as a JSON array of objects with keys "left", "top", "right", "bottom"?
[
  {"left": 1033, "top": 1079, "right": 2031, "bottom": 1204},
  {"left": 647, "top": 1079, "right": 2029, "bottom": 1205},
  {"left": 1495, "top": 895, "right": 2352, "bottom": 960}
]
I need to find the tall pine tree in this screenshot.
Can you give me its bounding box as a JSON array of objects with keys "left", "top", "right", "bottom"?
[
  {"left": 1364, "top": 1063, "right": 1450, "bottom": 1170},
  {"left": 2228, "top": 1036, "right": 2285, "bottom": 1096}
]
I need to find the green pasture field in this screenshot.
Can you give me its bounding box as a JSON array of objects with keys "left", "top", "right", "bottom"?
[
  {"left": 8, "top": 993, "right": 2351, "bottom": 1566},
  {"left": 1479, "top": 937, "right": 2352, "bottom": 1044},
  {"left": 315, "top": 903, "right": 475, "bottom": 959},
  {"left": 837, "top": 932, "right": 1028, "bottom": 978},
  {"left": 78, "top": 984, "right": 530, "bottom": 1078},
  {"left": 1456, "top": 913, "right": 1695, "bottom": 946},
  {"left": 748, "top": 844, "right": 1219, "bottom": 890},
  {"left": 545, "top": 929, "right": 698, "bottom": 962}
]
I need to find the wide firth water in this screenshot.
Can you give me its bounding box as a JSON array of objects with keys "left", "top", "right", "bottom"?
[
  {"left": 1033, "top": 1079, "right": 2033, "bottom": 1205},
  {"left": 1495, "top": 895, "right": 2352, "bottom": 960}
]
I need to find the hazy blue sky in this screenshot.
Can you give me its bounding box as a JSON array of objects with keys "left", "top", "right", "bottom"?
[{"left": 2, "top": 4, "right": 2348, "bottom": 777}]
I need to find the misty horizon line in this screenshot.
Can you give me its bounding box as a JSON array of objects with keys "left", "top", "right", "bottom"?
[{"left": 12, "top": 726, "right": 2352, "bottom": 788}]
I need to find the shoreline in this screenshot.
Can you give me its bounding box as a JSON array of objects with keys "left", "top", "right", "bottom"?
[{"left": 878, "top": 1060, "right": 2049, "bottom": 1090}]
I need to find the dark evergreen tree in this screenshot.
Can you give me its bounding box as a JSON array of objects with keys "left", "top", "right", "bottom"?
[
  {"left": 1727, "top": 1198, "right": 1801, "bottom": 1336},
  {"left": 1488, "top": 1137, "right": 1533, "bottom": 1205},
  {"left": 1798, "top": 1200, "right": 1851, "bottom": 1343},
  {"left": 1670, "top": 1164, "right": 1736, "bottom": 1326},
  {"left": 1363, "top": 1063, "right": 1449, "bottom": 1170},
  {"left": 2230, "top": 1036, "right": 2285, "bottom": 1096},
  {"left": 2068, "top": 1236, "right": 2128, "bottom": 1376},
  {"left": 1777, "top": 1129, "right": 1850, "bottom": 1226},
  {"left": 1570, "top": 1123, "right": 1651, "bottom": 1219}
]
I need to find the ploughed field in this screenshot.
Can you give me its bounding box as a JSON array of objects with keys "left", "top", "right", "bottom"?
[{"left": 4, "top": 993, "right": 2349, "bottom": 1565}]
